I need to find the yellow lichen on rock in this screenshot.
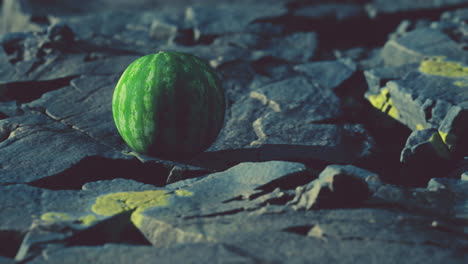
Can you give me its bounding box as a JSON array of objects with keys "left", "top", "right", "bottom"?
[
  {"left": 91, "top": 190, "right": 170, "bottom": 216},
  {"left": 454, "top": 80, "right": 468, "bottom": 87},
  {"left": 79, "top": 215, "right": 99, "bottom": 226},
  {"left": 429, "top": 132, "right": 451, "bottom": 160},
  {"left": 40, "top": 212, "right": 72, "bottom": 222},
  {"left": 419, "top": 57, "right": 468, "bottom": 78},
  {"left": 175, "top": 189, "right": 194, "bottom": 197},
  {"left": 367, "top": 88, "right": 400, "bottom": 120}
]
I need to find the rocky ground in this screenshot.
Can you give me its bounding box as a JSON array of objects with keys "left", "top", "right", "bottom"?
[{"left": 1, "top": 0, "right": 468, "bottom": 263}]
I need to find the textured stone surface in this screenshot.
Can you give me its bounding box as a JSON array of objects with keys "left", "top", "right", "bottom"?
[{"left": 1, "top": 0, "right": 468, "bottom": 263}]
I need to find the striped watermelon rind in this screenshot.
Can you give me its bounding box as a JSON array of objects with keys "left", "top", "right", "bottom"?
[{"left": 112, "top": 51, "right": 225, "bottom": 159}]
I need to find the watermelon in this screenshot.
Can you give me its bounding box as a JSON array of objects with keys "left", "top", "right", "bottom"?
[{"left": 112, "top": 51, "right": 225, "bottom": 159}]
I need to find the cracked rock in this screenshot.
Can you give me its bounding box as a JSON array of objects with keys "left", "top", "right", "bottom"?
[{"left": 1, "top": 0, "right": 468, "bottom": 263}]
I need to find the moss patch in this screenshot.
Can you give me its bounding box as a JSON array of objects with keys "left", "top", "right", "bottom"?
[{"left": 419, "top": 57, "right": 468, "bottom": 78}]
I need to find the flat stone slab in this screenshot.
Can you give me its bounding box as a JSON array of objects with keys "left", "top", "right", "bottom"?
[{"left": 1, "top": 0, "right": 468, "bottom": 263}]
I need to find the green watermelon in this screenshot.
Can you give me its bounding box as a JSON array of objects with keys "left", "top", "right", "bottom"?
[{"left": 112, "top": 51, "right": 225, "bottom": 159}]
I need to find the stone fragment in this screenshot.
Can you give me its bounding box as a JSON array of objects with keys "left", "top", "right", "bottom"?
[
  {"left": 319, "top": 165, "right": 383, "bottom": 192},
  {"left": 427, "top": 178, "right": 468, "bottom": 219},
  {"left": 24, "top": 74, "right": 126, "bottom": 148},
  {"left": 290, "top": 165, "right": 372, "bottom": 210},
  {"left": 294, "top": 60, "right": 356, "bottom": 90},
  {"left": 438, "top": 106, "right": 468, "bottom": 155},
  {"left": 372, "top": 184, "right": 455, "bottom": 216},
  {"left": 0, "top": 114, "right": 120, "bottom": 184},
  {"left": 381, "top": 28, "right": 468, "bottom": 67},
  {"left": 366, "top": 58, "right": 468, "bottom": 156},
  {"left": 399, "top": 129, "right": 453, "bottom": 185},
  {"left": 400, "top": 128, "right": 451, "bottom": 164},
  {"left": 364, "top": 64, "right": 417, "bottom": 93}
]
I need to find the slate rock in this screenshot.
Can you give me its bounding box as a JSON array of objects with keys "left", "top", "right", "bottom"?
[
  {"left": 0, "top": 28, "right": 140, "bottom": 83},
  {"left": 151, "top": 161, "right": 308, "bottom": 215},
  {"left": 372, "top": 184, "right": 456, "bottom": 217},
  {"left": 290, "top": 166, "right": 372, "bottom": 210},
  {"left": 2, "top": 179, "right": 174, "bottom": 262},
  {"left": 27, "top": 243, "right": 257, "bottom": 264},
  {"left": 0, "top": 114, "right": 120, "bottom": 184},
  {"left": 133, "top": 161, "right": 313, "bottom": 246},
  {"left": 318, "top": 164, "right": 383, "bottom": 192},
  {"left": 427, "top": 178, "right": 468, "bottom": 219},
  {"left": 0, "top": 179, "right": 163, "bottom": 233},
  {"left": 439, "top": 105, "right": 468, "bottom": 155},
  {"left": 200, "top": 75, "right": 375, "bottom": 169},
  {"left": 366, "top": 59, "right": 468, "bottom": 156},
  {"left": 116, "top": 206, "right": 466, "bottom": 264},
  {"left": 10, "top": 161, "right": 309, "bottom": 259},
  {"left": 293, "top": 60, "right": 356, "bottom": 90},
  {"left": 400, "top": 128, "right": 452, "bottom": 185},
  {"left": 24, "top": 74, "right": 128, "bottom": 148},
  {"left": 364, "top": 63, "right": 418, "bottom": 93},
  {"left": 381, "top": 28, "right": 468, "bottom": 67}
]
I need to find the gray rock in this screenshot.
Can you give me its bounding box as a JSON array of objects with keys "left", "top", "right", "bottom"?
[
  {"left": 134, "top": 161, "right": 312, "bottom": 246},
  {"left": 319, "top": 164, "right": 383, "bottom": 192},
  {"left": 2, "top": 1, "right": 468, "bottom": 262},
  {"left": 372, "top": 184, "right": 456, "bottom": 217},
  {"left": 1, "top": 180, "right": 173, "bottom": 261},
  {"left": 368, "top": 0, "right": 468, "bottom": 16},
  {"left": 292, "top": 3, "right": 366, "bottom": 21},
  {"left": 294, "top": 60, "right": 356, "bottom": 90},
  {"left": 439, "top": 106, "right": 468, "bottom": 154},
  {"left": 400, "top": 129, "right": 452, "bottom": 184},
  {"left": 27, "top": 243, "right": 257, "bottom": 264},
  {"left": 24, "top": 74, "right": 127, "bottom": 148},
  {"left": 198, "top": 75, "right": 375, "bottom": 169},
  {"left": 290, "top": 165, "right": 372, "bottom": 210},
  {"left": 381, "top": 28, "right": 468, "bottom": 67},
  {"left": 366, "top": 67, "right": 468, "bottom": 156},
  {"left": 427, "top": 178, "right": 468, "bottom": 219},
  {"left": 0, "top": 114, "right": 120, "bottom": 184},
  {"left": 364, "top": 64, "right": 418, "bottom": 93},
  {"left": 68, "top": 207, "right": 467, "bottom": 264}
]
